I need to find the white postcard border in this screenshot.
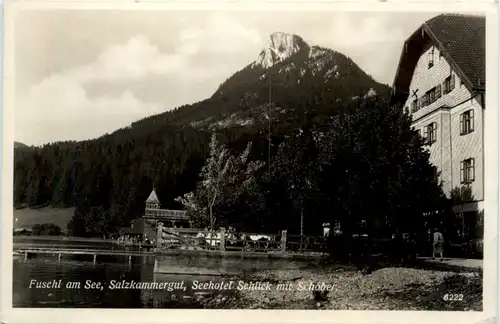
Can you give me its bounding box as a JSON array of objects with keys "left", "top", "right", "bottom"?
[{"left": 1, "top": 1, "right": 498, "bottom": 323}]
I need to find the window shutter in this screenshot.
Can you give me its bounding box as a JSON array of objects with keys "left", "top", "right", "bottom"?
[
  {"left": 450, "top": 74, "right": 455, "bottom": 90},
  {"left": 433, "top": 122, "right": 437, "bottom": 142},
  {"left": 460, "top": 161, "right": 464, "bottom": 183},
  {"left": 460, "top": 113, "right": 464, "bottom": 135},
  {"left": 470, "top": 109, "right": 475, "bottom": 131},
  {"left": 436, "top": 84, "right": 442, "bottom": 99},
  {"left": 471, "top": 159, "right": 475, "bottom": 181}
]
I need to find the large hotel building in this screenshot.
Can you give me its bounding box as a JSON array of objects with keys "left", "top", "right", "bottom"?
[{"left": 391, "top": 13, "right": 485, "bottom": 219}]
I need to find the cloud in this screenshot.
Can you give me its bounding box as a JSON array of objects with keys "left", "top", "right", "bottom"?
[
  {"left": 329, "top": 14, "right": 406, "bottom": 48},
  {"left": 16, "top": 73, "right": 162, "bottom": 145},
  {"left": 69, "top": 35, "right": 221, "bottom": 82},
  {"left": 15, "top": 36, "right": 186, "bottom": 145},
  {"left": 319, "top": 14, "right": 411, "bottom": 84},
  {"left": 15, "top": 13, "right": 267, "bottom": 146},
  {"left": 15, "top": 11, "right": 431, "bottom": 146},
  {"left": 177, "top": 13, "right": 264, "bottom": 56}
]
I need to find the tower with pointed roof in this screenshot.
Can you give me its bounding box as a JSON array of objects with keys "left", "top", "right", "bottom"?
[
  {"left": 145, "top": 187, "right": 161, "bottom": 210},
  {"left": 142, "top": 186, "right": 191, "bottom": 232}
]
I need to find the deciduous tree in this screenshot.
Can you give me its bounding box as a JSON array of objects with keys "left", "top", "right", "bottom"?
[{"left": 176, "top": 133, "right": 264, "bottom": 232}]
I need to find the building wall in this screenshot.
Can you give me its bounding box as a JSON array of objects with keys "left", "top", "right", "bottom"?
[
  {"left": 403, "top": 42, "right": 484, "bottom": 202},
  {"left": 449, "top": 97, "right": 484, "bottom": 202}
]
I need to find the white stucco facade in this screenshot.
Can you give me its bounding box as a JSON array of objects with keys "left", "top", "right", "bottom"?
[{"left": 402, "top": 44, "right": 484, "bottom": 209}]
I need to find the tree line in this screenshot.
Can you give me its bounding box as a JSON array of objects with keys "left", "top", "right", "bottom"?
[
  {"left": 178, "top": 97, "right": 449, "bottom": 239},
  {"left": 13, "top": 45, "right": 448, "bottom": 243},
  {"left": 14, "top": 94, "right": 451, "bottom": 243}
]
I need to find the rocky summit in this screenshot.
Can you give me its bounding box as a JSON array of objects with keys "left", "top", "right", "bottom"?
[
  {"left": 14, "top": 31, "right": 392, "bottom": 220},
  {"left": 255, "top": 32, "right": 309, "bottom": 69}
]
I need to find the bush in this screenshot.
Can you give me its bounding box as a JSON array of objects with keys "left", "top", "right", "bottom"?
[
  {"left": 32, "top": 223, "right": 62, "bottom": 236},
  {"left": 468, "top": 239, "right": 483, "bottom": 258}
]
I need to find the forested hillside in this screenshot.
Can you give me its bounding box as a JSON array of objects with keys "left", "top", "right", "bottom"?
[{"left": 13, "top": 32, "right": 447, "bottom": 238}]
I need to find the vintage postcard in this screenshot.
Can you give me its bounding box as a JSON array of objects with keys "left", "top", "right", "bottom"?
[{"left": 1, "top": 0, "right": 498, "bottom": 323}]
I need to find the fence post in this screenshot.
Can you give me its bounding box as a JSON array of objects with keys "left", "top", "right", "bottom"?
[
  {"left": 281, "top": 230, "right": 287, "bottom": 253},
  {"left": 220, "top": 227, "right": 226, "bottom": 251},
  {"left": 157, "top": 222, "right": 163, "bottom": 250}
]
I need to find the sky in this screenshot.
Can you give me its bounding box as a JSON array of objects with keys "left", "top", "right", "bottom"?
[{"left": 14, "top": 10, "right": 436, "bottom": 146}]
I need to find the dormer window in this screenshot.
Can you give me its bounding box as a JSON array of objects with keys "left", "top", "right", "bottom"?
[{"left": 427, "top": 48, "right": 435, "bottom": 68}]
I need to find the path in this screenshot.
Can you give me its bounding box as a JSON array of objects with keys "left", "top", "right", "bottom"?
[{"left": 417, "top": 257, "right": 482, "bottom": 269}]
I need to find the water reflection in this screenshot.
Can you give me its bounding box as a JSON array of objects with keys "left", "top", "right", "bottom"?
[{"left": 13, "top": 254, "right": 310, "bottom": 308}]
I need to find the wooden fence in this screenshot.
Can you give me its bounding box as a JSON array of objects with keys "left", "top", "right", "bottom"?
[{"left": 155, "top": 223, "right": 328, "bottom": 254}]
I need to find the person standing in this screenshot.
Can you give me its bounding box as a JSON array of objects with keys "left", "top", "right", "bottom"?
[{"left": 432, "top": 229, "right": 444, "bottom": 261}]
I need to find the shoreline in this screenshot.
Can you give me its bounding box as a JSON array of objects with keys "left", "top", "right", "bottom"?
[
  {"left": 13, "top": 256, "right": 482, "bottom": 310},
  {"left": 199, "top": 264, "right": 483, "bottom": 310}
]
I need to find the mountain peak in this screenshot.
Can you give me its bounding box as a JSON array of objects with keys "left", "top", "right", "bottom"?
[{"left": 255, "top": 32, "right": 309, "bottom": 68}]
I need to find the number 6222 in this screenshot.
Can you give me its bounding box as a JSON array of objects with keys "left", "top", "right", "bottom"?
[{"left": 443, "top": 294, "right": 464, "bottom": 301}]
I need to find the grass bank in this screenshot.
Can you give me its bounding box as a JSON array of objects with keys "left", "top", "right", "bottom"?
[{"left": 13, "top": 207, "right": 74, "bottom": 230}]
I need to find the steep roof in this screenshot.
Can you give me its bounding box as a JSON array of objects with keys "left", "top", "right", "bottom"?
[
  {"left": 392, "top": 14, "right": 485, "bottom": 102},
  {"left": 145, "top": 188, "right": 160, "bottom": 204}
]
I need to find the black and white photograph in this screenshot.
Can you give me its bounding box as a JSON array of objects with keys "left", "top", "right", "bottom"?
[{"left": 2, "top": 1, "right": 498, "bottom": 322}]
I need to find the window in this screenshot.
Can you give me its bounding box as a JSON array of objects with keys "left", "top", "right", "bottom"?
[
  {"left": 411, "top": 99, "right": 419, "bottom": 113},
  {"left": 443, "top": 74, "right": 455, "bottom": 94},
  {"left": 435, "top": 84, "right": 442, "bottom": 99},
  {"left": 460, "top": 109, "right": 475, "bottom": 135},
  {"left": 427, "top": 88, "right": 436, "bottom": 104},
  {"left": 428, "top": 48, "right": 435, "bottom": 68},
  {"left": 417, "top": 129, "right": 421, "bottom": 137},
  {"left": 423, "top": 122, "right": 437, "bottom": 145},
  {"left": 423, "top": 86, "right": 441, "bottom": 106},
  {"left": 421, "top": 93, "right": 429, "bottom": 107},
  {"left": 460, "top": 158, "right": 475, "bottom": 183}
]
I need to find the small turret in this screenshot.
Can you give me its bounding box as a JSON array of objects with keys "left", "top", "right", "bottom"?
[{"left": 145, "top": 188, "right": 160, "bottom": 210}]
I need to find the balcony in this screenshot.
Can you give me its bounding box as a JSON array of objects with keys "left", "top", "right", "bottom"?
[{"left": 144, "top": 208, "right": 189, "bottom": 220}]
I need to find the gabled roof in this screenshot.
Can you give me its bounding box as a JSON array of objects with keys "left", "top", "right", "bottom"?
[
  {"left": 145, "top": 188, "right": 160, "bottom": 204},
  {"left": 392, "top": 14, "right": 485, "bottom": 102}
]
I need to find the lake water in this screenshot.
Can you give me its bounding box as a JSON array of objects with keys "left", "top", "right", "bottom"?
[{"left": 13, "top": 252, "right": 312, "bottom": 308}]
